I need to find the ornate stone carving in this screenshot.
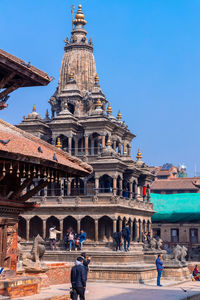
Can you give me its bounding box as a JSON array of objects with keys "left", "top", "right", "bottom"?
[
  {"left": 22, "top": 234, "right": 46, "bottom": 270},
  {"left": 163, "top": 245, "right": 188, "bottom": 266}
]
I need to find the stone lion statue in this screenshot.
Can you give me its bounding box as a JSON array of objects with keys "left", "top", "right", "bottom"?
[
  {"left": 163, "top": 245, "right": 188, "bottom": 263},
  {"left": 22, "top": 234, "right": 45, "bottom": 269}
]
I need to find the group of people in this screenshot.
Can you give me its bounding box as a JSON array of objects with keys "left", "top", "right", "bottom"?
[
  {"left": 70, "top": 252, "right": 91, "bottom": 300},
  {"left": 49, "top": 226, "right": 87, "bottom": 251},
  {"left": 112, "top": 223, "right": 131, "bottom": 252}
]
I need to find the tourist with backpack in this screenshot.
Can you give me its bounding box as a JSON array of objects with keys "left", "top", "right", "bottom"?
[
  {"left": 70, "top": 256, "right": 87, "bottom": 300},
  {"left": 122, "top": 223, "right": 131, "bottom": 252}
]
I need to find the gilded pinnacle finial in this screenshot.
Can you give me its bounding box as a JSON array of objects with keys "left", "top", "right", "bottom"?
[
  {"left": 136, "top": 149, "right": 142, "bottom": 160},
  {"left": 117, "top": 110, "right": 122, "bottom": 121},
  {"left": 95, "top": 74, "right": 99, "bottom": 84},
  {"left": 56, "top": 138, "right": 62, "bottom": 149},
  {"left": 73, "top": 4, "right": 87, "bottom": 26},
  {"left": 45, "top": 109, "right": 49, "bottom": 117},
  {"left": 33, "top": 104, "right": 36, "bottom": 112},
  {"left": 106, "top": 103, "right": 112, "bottom": 115},
  {"left": 69, "top": 72, "right": 74, "bottom": 80},
  {"left": 95, "top": 99, "right": 102, "bottom": 107}
]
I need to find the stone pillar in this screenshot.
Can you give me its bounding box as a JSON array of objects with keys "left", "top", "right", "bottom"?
[
  {"left": 113, "top": 140, "right": 116, "bottom": 151},
  {"left": 95, "top": 219, "right": 98, "bottom": 242},
  {"left": 135, "top": 221, "right": 139, "bottom": 242},
  {"left": 139, "top": 221, "right": 142, "bottom": 242},
  {"left": 113, "top": 177, "right": 117, "bottom": 196},
  {"left": 26, "top": 219, "right": 30, "bottom": 241},
  {"left": 129, "top": 180, "right": 133, "bottom": 199},
  {"left": 61, "top": 178, "right": 64, "bottom": 196},
  {"left": 84, "top": 179, "right": 87, "bottom": 195},
  {"left": 67, "top": 178, "right": 71, "bottom": 196},
  {"left": 118, "top": 143, "right": 121, "bottom": 154},
  {"left": 95, "top": 176, "right": 99, "bottom": 194},
  {"left": 44, "top": 186, "right": 47, "bottom": 197},
  {"left": 119, "top": 219, "right": 122, "bottom": 232},
  {"left": 77, "top": 219, "right": 81, "bottom": 234},
  {"left": 74, "top": 138, "right": 78, "bottom": 156},
  {"left": 43, "top": 219, "right": 46, "bottom": 239},
  {"left": 68, "top": 137, "right": 72, "bottom": 155},
  {"left": 102, "top": 135, "right": 105, "bottom": 148},
  {"left": 85, "top": 136, "right": 88, "bottom": 156},
  {"left": 128, "top": 145, "right": 131, "bottom": 156},
  {"left": 91, "top": 140, "right": 94, "bottom": 155},
  {"left": 119, "top": 178, "right": 123, "bottom": 196},
  {"left": 130, "top": 220, "right": 133, "bottom": 242},
  {"left": 60, "top": 219, "right": 63, "bottom": 241},
  {"left": 123, "top": 142, "right": 127, "bottom": 155},
  {"left": 113, "top": 219, "right": 117, "bottom": 233}
]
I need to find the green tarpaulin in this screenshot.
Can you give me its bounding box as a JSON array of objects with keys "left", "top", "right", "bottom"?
[{"left": 151, "top": 193, "right": 200, "bottom": 223}]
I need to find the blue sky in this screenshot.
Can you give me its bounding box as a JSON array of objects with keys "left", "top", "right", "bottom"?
[{"left": 1, "top": 0, "right": 200, "bottom": 176}]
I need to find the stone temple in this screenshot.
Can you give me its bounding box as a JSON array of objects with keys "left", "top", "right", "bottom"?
[{"left": 17, "top": 5, "right": 154, "bottom": 249}]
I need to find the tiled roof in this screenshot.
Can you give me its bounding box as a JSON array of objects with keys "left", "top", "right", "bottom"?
[
  {"left": 151, "top": 178, "right": 200, "bottom": 191},
  {"left": 0, "top": 49, "right": 51, "bottom": 85},
  {"left": 0, "top": 119, "right": 92, "bottom": 176}
]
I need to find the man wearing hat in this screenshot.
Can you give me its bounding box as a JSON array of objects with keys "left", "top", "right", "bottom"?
[{"left": 71, "top": 256, "right": 87, "bottom": 300}]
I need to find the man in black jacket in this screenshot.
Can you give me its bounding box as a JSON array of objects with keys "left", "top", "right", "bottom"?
[
  {"left": 71, "top": 257, "right": 87, "bottom": 300},
  {"left": 81, "top": 252, "right": 91, "bottom": 280}
]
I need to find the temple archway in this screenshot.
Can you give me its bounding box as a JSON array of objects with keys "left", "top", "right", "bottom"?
[
  {"left": 98, "top": 216, "right": 113, "bottom": 241},
  {"left": 29, "top": 216, "right": 43, "bottom": 239},
  {"left": 80, "top": 216, "right": 95, "bottom": 241},
  {"left": 18, "top": 217, "right": 26, "bottom": 240},
  {"left": 63, "top": 216, "right": 77, "bottom": 237},
  {"left": 99, "top": 174, "right": 113, "bottom": 193}
]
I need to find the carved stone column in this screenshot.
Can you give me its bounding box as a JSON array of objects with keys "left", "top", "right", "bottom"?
[
  {"left": 119, "top": 178, "right": 123, "bottom": 196},
  {"left": 113, "top": 140, "right": 116, "bottom": 151},
  {"left": 61, "top": 178, "right": 64, "bottom": 196},
  {"left": 74, "top": 138, "right": 78, "bottom": 156},
  {"left": 118, "top": 143, "right": 121, "bottom": 154},
  {"left": 44, "top": 186, "right": 47, "bottom": 197},
  {"left": 77, "top": 219, "right": 81, "bottom": 234},
  {"left": 129, "top": 180, "right": 133, "bottom": 199},
  {"left": 119, "top": 219, "right": 122, "bottom": 232},
  {"left": 84, "top": 179, "right": 87, "bottom": 195},
  {"left": 85, "top": 136, "right": 88, "bottom": 156},
  {"left": 135, "top": 221, "right": 139, "bottom": 242},
  {"left": 67, "top": 178, "right": 71, "bottom": 196},
  {"left": 139, "top": 221, "right": 142, "bottom": 242},
  {"left": 128, "top": 145, "right": 131, "bottom": 156},
  {"left": 130, "top": 220, "right": 133, "bottom": 242},
  {"left": 43, "top": 219, "right": 46, "bottom": 239},
  {"left": 102, "top": 135, "right": 105, "bottom": 149},
  {"left": 95, "top": 176, "right": 99, "bottom": 194},
  {"left": 113, "top": 176, "right": 117, "bottom": 196},
  {"left": 68, "top": 137, "right": 72, "bottom": 155},
  {"left": 95, "top": 219, "right": 98, "bottom": 242},
  {"left": 26, "top": 219, "right": 30, "bottom": 241},
  {"left": 123, "top": 142, "right": 127, "bottom": 155},
  {"left": 60, "top": 219, "right": 63, "bottom": 241},
  {"left": 134, "top": 180, "right": 138, "bottom": 199},
  {"left": 113, "top": 219, "right": 117, "bottom": 233}
]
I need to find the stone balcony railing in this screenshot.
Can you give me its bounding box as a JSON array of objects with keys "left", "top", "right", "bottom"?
[{"left": 31, "top": 194, "right": 154, "bottom": 211}]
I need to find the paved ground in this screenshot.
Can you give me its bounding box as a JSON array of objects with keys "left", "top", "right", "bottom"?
[{"left": 12, "top": 280, "right": 200, "bottom": 300}]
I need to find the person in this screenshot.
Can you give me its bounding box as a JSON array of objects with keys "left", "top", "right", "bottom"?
[
  {"left": 49, "top": 225, "right": 61, "bottom": 250},
  {"left": 192, "top": 265, "right": 200, "bottom": 281},
  {"left": 81, "top": 252, "right": 91, "bottom": 279},
  {"left": 143, "top": 232, "right": 148, "bottom": 244},
  {"left": 122, "top": 224, "right": 131, "bottom": 252},
  {"left": 71, "top": 256, "right": 87, "bottom": 300},
  {"left": 112, "top": 231, "right": 122, "bottom": 251},
  {"left": 156, "top": 254, "right": 163, "bottom": 287},
  {"left": 68, "top": 228, "right": 75, "bottom": 252},
  {"left": 78, "top": 230, "right": 86, "bottom": 250}
]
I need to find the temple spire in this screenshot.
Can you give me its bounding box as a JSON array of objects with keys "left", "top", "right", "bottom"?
[
  {"left": 136, "top": 149, "right": 142, "bottom": 161},
  {"left": 73, "top": 4, "right": 87, "bottom": 28}
]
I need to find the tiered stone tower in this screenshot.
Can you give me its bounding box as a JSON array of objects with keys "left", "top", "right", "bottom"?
[{"left": 17, "top": 5, "right": 154, "bottom": 248}]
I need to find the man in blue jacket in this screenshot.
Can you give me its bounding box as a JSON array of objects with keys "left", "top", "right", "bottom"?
[
  {"left": 156, "top": 254, "right": 163, "bottom": 287},
  {"left": 78, "top": 229, "right": 87, "bottom": 250},
  {"left": 71, "top": 256, "right": 87, "bottom": 300}
]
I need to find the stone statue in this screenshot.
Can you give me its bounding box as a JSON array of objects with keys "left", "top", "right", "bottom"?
[
  {"left": 149, "top": 238, "right": 157, "bottom": 250},
  {"left": 22, "top": 234, "right": 45, "bottom": 270},
  {"left": 163, "top": 244, "right": 188, "bottom": 265},
  {"left": 144, "top": 238, "right": 163, "bottom": 251},
  {"left": 157, "top": 238, "right": 163, "bottom": 250}
]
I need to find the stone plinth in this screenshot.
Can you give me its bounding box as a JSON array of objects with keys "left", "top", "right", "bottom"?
[
  {"left": 88, "top": 264, "right": 157, "bottom": 283},
  {"left": 163, "top": 262, "right": 191, "bottom": 281},
  {"left": 0, "top": 277, "right": 40, "bottom": 298}
]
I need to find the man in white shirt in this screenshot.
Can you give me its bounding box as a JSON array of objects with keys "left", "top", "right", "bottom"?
[{"left": 49, "top": 226, "right": 61, "bottom": 250}]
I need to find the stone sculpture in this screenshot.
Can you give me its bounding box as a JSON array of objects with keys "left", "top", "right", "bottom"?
[
  {"left": 22, "top": 234, "right": 45, "bottom": 270},
  {"left": 144, "top": 238, "right": 163, "bottom": 251},
  {"left": 163, "top": 244, "right": 188, "bottom": 266}
]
